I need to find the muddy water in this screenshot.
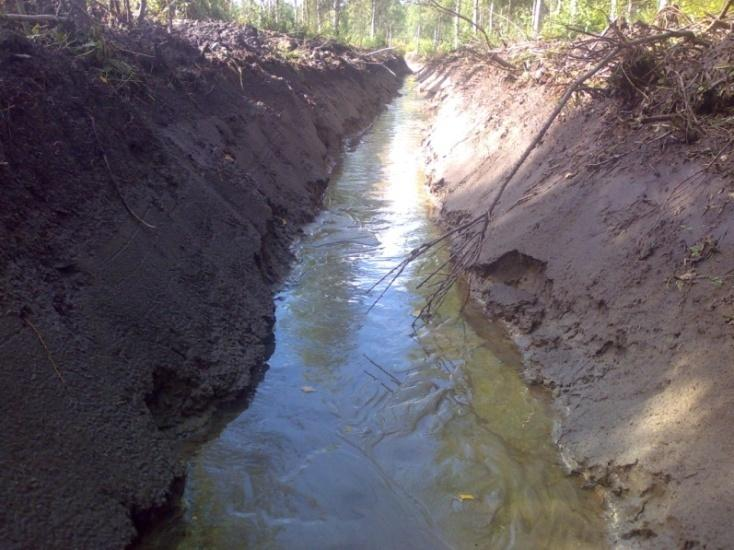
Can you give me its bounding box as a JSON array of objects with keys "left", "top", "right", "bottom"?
[{"left": 159, "top": 80, "right": 606, "bottom": 549}]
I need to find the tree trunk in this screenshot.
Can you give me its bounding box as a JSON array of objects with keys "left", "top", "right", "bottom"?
[
  {"left": 570, "top": 0, "right": 577, "bottom": 21},
  {"left": 167, "top": 0, "right": 174, "bottom": 32},
  {"left": 610, "top": 0, "right": 617, "bottom": 19},
  {"left": 68, "top": 0, "right": 89, "bottom": 27},
  {"left": 488, "top": 0, "right": 494, "bottom": 32},
  {"left": 370, "top": 0, "right": 376, "bottom": 39},
  {"left": 658, "top": 0, "right": 667, "bottom": 10},
  {"left": 531, "top": 0, "right": 543, "bottom": 36},
  {"left": 453, "top": 0, "right": 460, "bottom": 48},
  {"left": 416, "top": 6, "right": 421, "bottom": 45},
  {"left": 316, "top": 0, "right": 321, "bottom": 32},
  {"left": 136, "top": 0, "right": 147, "bottom": 24},
  {"left": 472, "top": 0, "right": 478, "bottom": 35},
  {"left": 333, "top": 0, "right": 340, "bottom": 35},
  {"left": 110, "top": 0, "right": 120, "bottom": 22},
  {"left": 122, "top": 0, "right": 131, "bottom": 23}
]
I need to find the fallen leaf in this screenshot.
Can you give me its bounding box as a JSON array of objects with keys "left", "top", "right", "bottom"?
[
  {"left": 564, "top": 171, "right": 577, "bottom": 180},
  {"left": 457, "top": 493, "right": 476, "bottom": 502},
  {"left": 301, "top": 386, "right": 316, "bottom": 393},
  {"left": 223, "top": 153, "right": 235, "bottom": 162}
]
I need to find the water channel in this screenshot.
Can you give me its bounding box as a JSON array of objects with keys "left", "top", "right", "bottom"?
[{"left": 152, "top": 79, "right": 606, "bottom": 549}]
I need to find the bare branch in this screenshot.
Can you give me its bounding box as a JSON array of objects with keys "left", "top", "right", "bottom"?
[
  {"left": 369, "top": 28, "right": 706, "bottom": 321},
  {"left": 0, "top": 13, "right": 69, "bottom": 22},
  {"left": 418, "top": 0, "right": 516, "bottom": 70}
]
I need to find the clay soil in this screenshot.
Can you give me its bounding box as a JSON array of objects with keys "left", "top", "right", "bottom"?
[
  {"left": 418, "top": 40, "right": 734, "bottom": 548},
  {"left": 0, "top": 20, "right": 407, "bottom": 548}
]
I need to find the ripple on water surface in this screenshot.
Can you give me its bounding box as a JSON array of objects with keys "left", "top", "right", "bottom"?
[{"left": 146, "top": 79, "right": 607, "bottom": 549}]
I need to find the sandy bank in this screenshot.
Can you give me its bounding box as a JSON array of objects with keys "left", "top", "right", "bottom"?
[{"left": 418, "top": 52, "right": 734, "bottom": 548}]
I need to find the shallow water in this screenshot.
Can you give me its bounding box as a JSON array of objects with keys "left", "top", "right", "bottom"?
[{"left": 154, "top": 79, "right": 606, "bottom": 549}]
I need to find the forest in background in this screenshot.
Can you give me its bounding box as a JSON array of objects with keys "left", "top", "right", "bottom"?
[{"left": 2, "top": 0, "right": 729, "bottom": 53}]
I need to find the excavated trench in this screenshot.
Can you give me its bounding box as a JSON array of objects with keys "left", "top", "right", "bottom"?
[
  {"left": 140, "top": 79, "right": 608, "bottom": 549},
  {"left": 5, "top": 19, "right": 734, "bottom": 548}
]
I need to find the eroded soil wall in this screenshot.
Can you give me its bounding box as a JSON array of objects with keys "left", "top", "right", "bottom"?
[
  {"left": 0, "top": 22, "right": 407, "bottom": 548},
  {"left": 419, "top": 58, "right": 734, "bottom": 548}
]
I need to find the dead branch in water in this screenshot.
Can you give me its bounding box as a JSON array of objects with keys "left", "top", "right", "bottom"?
[
  {"left": 369, "top": 27, "right": 707, "bottom": 321},
  {"left": 363, "top": 369, "right": 395, "bottom": 393},
  {"left": 363, "top": 353, "right": 402, "bottom": 385}
]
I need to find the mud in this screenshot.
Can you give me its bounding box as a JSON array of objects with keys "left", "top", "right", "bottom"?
[
  {"left": 0, "top": 21, "right": 406, "bottom": 548},
  {"left": 418, "top": 57, "right": 734, "bottom": 548}
]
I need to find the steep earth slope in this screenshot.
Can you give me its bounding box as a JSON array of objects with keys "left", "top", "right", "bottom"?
[
  {"left": 0, "top": 21, "right": 407, "bottom": 548},
  {"left": 418, "top": 47, "right": 734, "bottom": 548}
]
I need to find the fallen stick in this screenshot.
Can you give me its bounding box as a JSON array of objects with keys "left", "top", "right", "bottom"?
[
  {"left": 22, "top": 316, "right": 65, "bottom": 384},
  {"left": 363, "top": 61, "right": 397, "bottom": 77},
  {"left": 0, "top": 13, "right": 69, "bottom": 22},
  {"left": 88, "top": 115, "right": 156, "bottom": 229},
  {"left": 363, "top": 47, "right": 396, "bottom": 56},
  {"left": 363, "top": 354, "right": 401, "bottom": 385},
  {"left": 363, "top": 369, "right": 395, "bottom": 393}
]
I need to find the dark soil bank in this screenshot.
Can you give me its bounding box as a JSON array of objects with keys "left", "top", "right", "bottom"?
[
  {"left": 418, "top": 53, "right": 734, "bottom": 548},
  {"left": 0, "top": 21, "right": 407, "bottom": 548}
]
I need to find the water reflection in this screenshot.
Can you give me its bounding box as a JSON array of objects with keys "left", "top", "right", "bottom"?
[{"left": 149, "top": 79, "right": 606, "bottom": 549}]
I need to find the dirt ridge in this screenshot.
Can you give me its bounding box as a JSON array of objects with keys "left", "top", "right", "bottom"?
[
  {"left": 0, "top": 21, "right": 407, "bottom": 548},
  {"left": 418, "top": 55, "right": 734, "bottom": 548}
]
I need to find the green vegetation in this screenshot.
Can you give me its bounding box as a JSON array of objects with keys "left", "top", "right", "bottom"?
[
  {"left": 172, "top": 0, "right": 727, "bottom": 53},
  {"left": 5, "top": 0, "right": 729, "bottom": 53}
]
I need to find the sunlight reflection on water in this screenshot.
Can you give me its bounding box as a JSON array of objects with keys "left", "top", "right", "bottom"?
[{"left": 145, "top": 78, "right": 607, "bottom": 550}]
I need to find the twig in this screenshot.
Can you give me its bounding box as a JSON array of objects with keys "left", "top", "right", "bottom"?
[
  {"left": 88, "top": 115, "right": 156, "bottom": 229},
  {"left": 640, "top": 114, "right": 678, "bottom": 124},
  {"left": 22, "top": 315, "right": 65, "bottom": 384},
  {"left": 364, "top": 61, "right": 396, "bottom": 77},
  {"left": 362, "top": 369, "right": 395, "bottom": 393},
  {"left": 586, "top": 149, "right": 632, "bottom": 168},
  {"left": 667, "top": 137, "right": 734, "bottom": 195},
  {"left": 418, "top": 0, "right": 515, "bottom": 70},
  {"left": 363, "top": 47, "right": 396, "bottom": 56},
  {"left": 363, "top": 354, "right": 401, "bottom": 385},
  {"left": 366, "top": 214, "right": 487, "bottom": 312},
  {"left": 705, "top": 0, "right": 734, "bottom": 32}
]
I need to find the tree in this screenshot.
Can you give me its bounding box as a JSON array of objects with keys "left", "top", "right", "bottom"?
[
  {"left": 532, "top": 0, "right": 544, "bottom": 36},
  {"left": 334, "top": 0, "right": 342, "bottom": 34},
  {"left": 454, "top": 0, "right": 460, "bottom": 48}
]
